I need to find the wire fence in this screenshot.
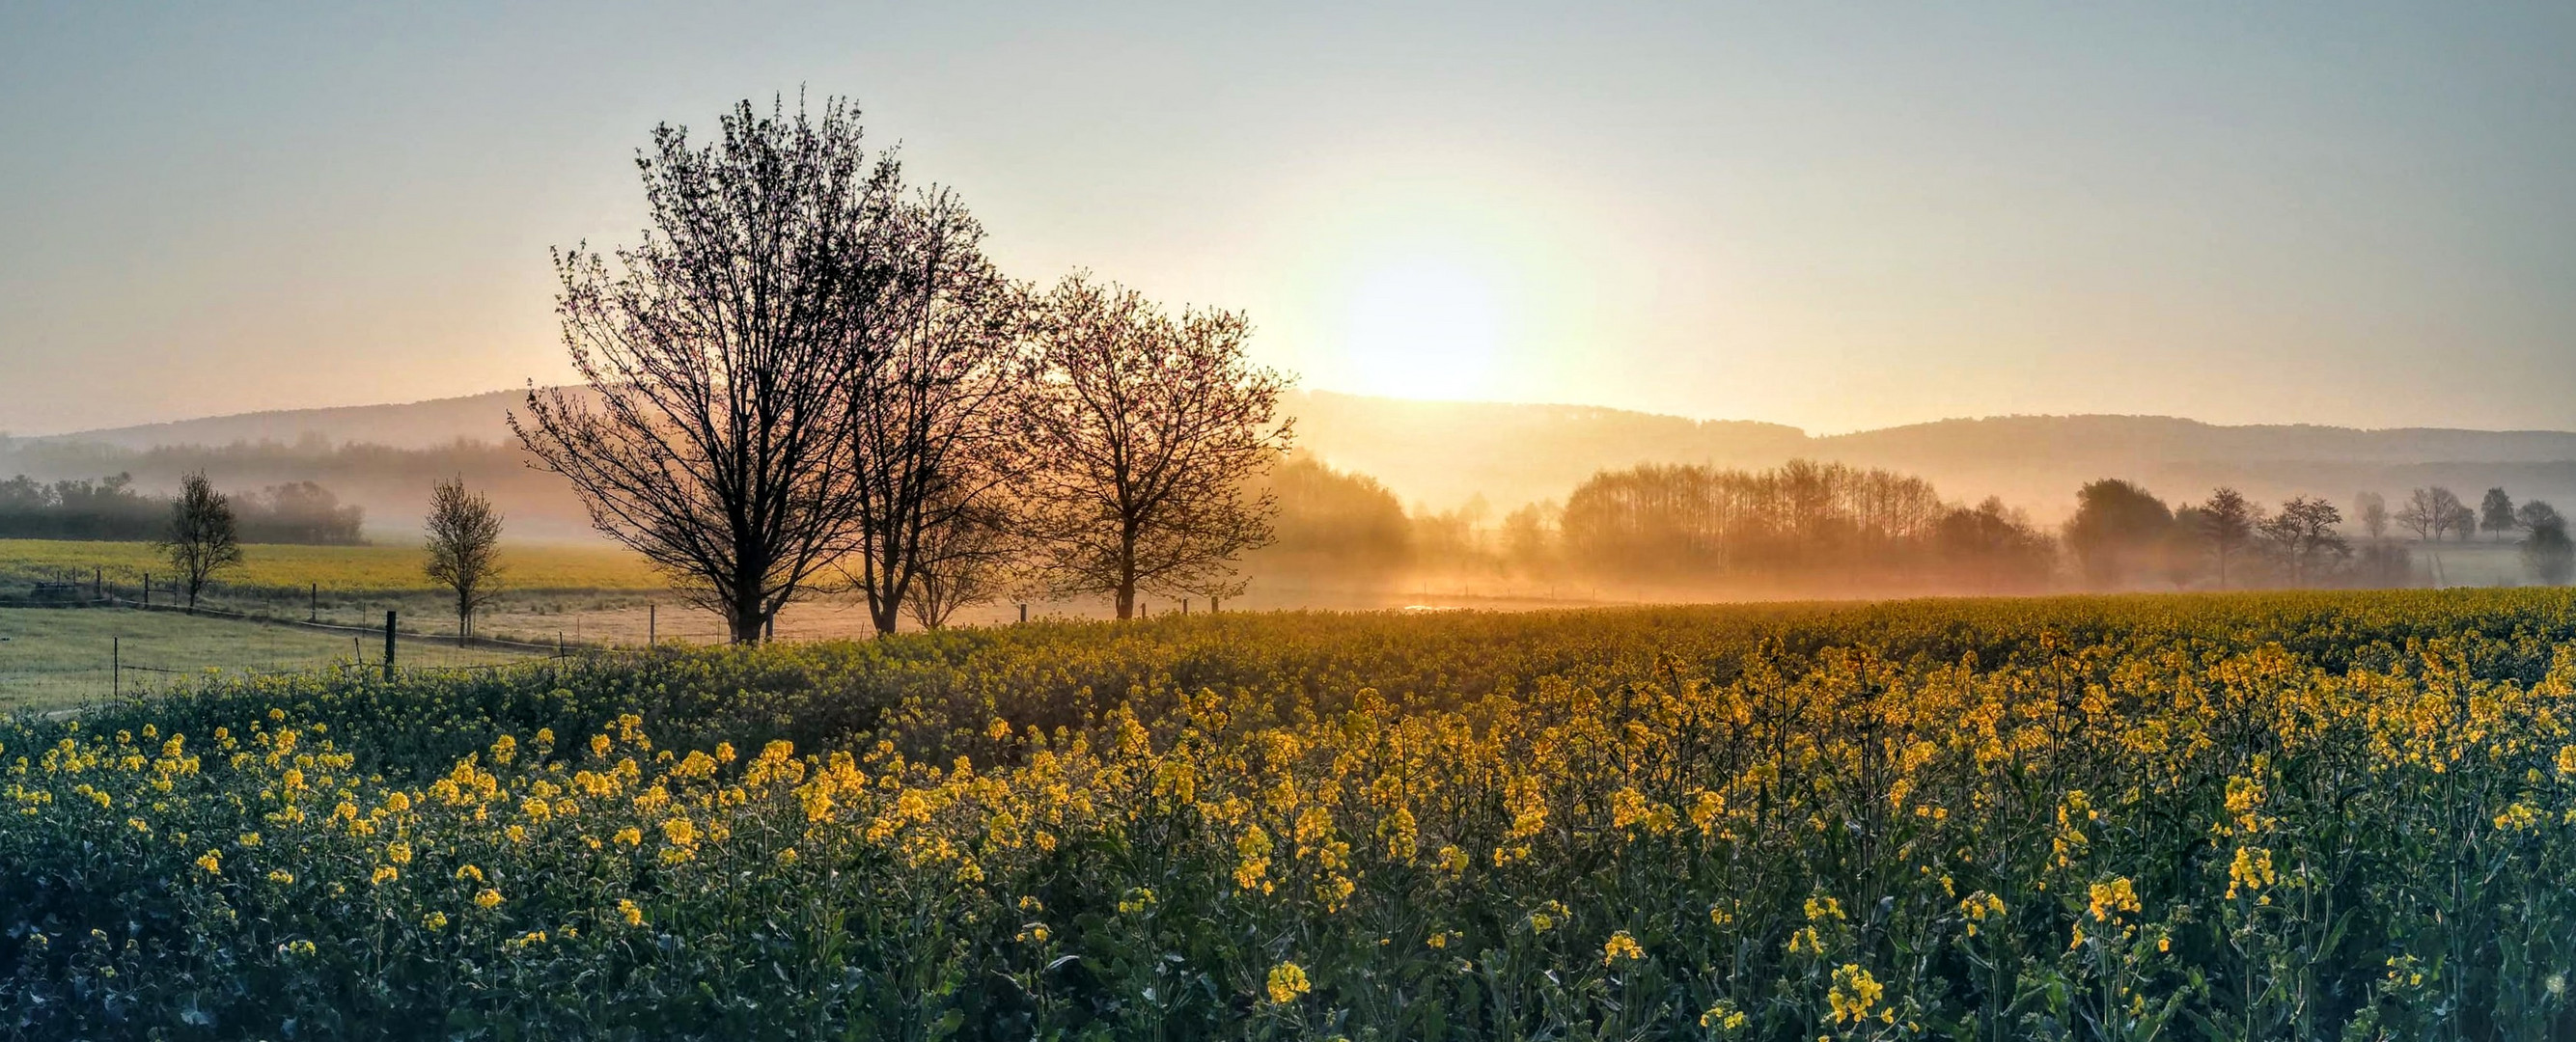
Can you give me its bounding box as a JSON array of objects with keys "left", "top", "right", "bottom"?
[{"left": 0, "top": 595, "right": 611, "bottom": 716}]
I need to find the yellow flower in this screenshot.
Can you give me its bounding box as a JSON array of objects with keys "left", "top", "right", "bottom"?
[
  {"left": 1118, "top": 888, "right": 1157, "bottom": 915},
  {"left": 385, "top": 840, "right": 413, "bottom": 864},
  {"left": 266, "top": 868, "right": 295, "bottom": 885},
  {"left": 1265, "top": 961, "right": 1312, "bottom": 1003},
  {"left": 2087, "top": 877, "right": 2140, "bottom": 923},
  {"left": 614, "top": 827, "right": 643, "bottom": 847},
  {"left": 1805, "top": 895, "right": 1844, "bottom": 922},
  {"left": 1600, "top": 930, "right": 1645, "bottom": 967},
  {"left": 1700, "top": 1000, "right": 1748, "bottom": 1031},
  {"left": 473, "top": 888, "right": 504, "bottom": 910},
  {"left": 194, "top": 850, "right": 222, "bottom": 876},
  {"left": 618, "top": 898, "right": 645, "bottom": 927},
  {"left": 456, "top": 864, "right": 485, "bottom": 883},
  {"left": 1827, "top": 964, "right": 1884, "bottom": 1025},
  {"left": 372, "top": 865, "right": 400, "bottom": 886},
  {"left": 422, "top": 911, "right": 448, "bottom": 931}
]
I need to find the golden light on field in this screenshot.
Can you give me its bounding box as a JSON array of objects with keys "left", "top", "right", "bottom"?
[{"left": 1340, "top": 255, "right": 1505, "bottom": 401}]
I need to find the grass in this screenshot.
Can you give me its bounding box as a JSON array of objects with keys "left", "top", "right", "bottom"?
[
  {"left": 0, "top": 607, "right": 535, "bottom": 714},
  {"left": 0, "top": 538, "right": 669, "bottom": 592}
]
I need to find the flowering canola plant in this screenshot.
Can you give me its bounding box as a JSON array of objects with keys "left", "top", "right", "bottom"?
[{"left": 9, "top": 588, "right": 2576, "bottom": 1038}]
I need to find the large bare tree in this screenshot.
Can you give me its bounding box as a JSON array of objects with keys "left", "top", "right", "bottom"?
[
  {"left": 837, "top": 191, "right": 1027, "bottom": 635},
  {"left": 424, "top": 477, "right": 505, "bottom": 641},
  {"left": 1011, "top": 275, "right": 1291, "bottom": 619},
  {"left": 513, "top": 96, "right": 897, "bottom": 643}
]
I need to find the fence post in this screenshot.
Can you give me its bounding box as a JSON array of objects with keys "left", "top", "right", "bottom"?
[
  {"left": 112, "top": 637, "right": 119, "bottom": 702},
  {"left": 648, "top": 604, "right": 655, "bottom": 646},
  {"left": 94, "top": 566, "right": 101, "bottom": 600},
  {"left": 383, "top": 611, "right": 397, "bottom": 682},
  {"left": 1018, "top": 602, "right": 1027, "bottom": 624},
  {"left": 142, "top": 572, "right": 149, "bottom": 609},
  {"left": 309, "top": 583, "right": 318, "bottom": 623}
]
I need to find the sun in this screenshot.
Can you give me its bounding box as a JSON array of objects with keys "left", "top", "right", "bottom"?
[{"left": 1341, "top": 258, "right": 1504, "bottom": 401}]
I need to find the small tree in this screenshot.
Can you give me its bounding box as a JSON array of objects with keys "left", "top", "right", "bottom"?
[
  {"left": 2524, "top": 510, "right": 2574, "bottom": 586},
  {"left": 2064, "top": 479, "right": 2174, "bottom": 589},
  {"left": 424, "top": 478, "right": 506, "bottom": 641},
  {"left": 2425, "top": 486, "right": 2468, "bottom": 541},
  {"left": 2353, "top": 491, "right": 2388, "bottom": 541},
  {"left": 2517, "top": 500, "right": 2562, "bottom": 535},
  {"left": 901, "top": 493, "right": 1020, "bottom": 631},
  {"left": 2200, "top": 487, "right": 2257, "bottom": 590},
  {"left": 2480, "top": 487, "right": 2518, "bottom": 541},
  {"left": 160, "top": 472, "right": 242, "bottom": 612},
  {"left": 2395, "top": 489, "right": 2438, "bottom": 541},
  {"left": 2259, "top": 495, "right": 2349, "bottom": 587},
  {"left": 1011, "top": 275, "right": 1292, "bottom": 619}
]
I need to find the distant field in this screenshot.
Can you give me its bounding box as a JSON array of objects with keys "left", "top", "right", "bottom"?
[
  {"left": 0, "top": 607, "right": 535, "bottom": 713},
  {"left": 0, "top": 538, "right": 667, "bottom": 592}
]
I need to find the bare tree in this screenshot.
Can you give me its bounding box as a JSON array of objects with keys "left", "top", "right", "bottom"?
[
  {"left": 2353, "top": 491, "right": 2388, "bottom": 541},
  {"left": 902, "top": 492, "right": 1021, "bottom": 630},
  {"left": 2395, "top": 489, "right": 2437, "bottom": 541},
  {"left": 1011, "top": 275, "right": 1292, "bottom": 619},
  {"left": 513, "top": 96, "right": 897, "bottom": 643},
  {"left": 838, "top": 190, "right": 1027, "bottom": 636},
  {"left": 160, "top": 471, "right": 241, "bottom": 612},
  {"left": 2200, "top": 487, "right": 2257, "bottom": 590},
  {"left": 424, "top": 478, "right": 505, "bottom": 642},
  {"left": 2259, "top": 495, "right": 2349, "bottom": 587},
  {"left": 2424, "top": 486, "right": 2469, "bottom": 541}
]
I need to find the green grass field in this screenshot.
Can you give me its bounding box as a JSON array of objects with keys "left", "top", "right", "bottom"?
[
  {"left": 0, "top": 538, "right": 668, "bottom": 592},
  {"left": 0, "top": 607, "right": 535, "bottom": 713}
]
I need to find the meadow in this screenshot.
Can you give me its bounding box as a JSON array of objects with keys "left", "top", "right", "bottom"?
[
  {"left": 7, "top": 589, "right": 2576, "bottom": 1039},
  {"left": 0, "top": 538, "right": 669, "bottom": 593},
  {"left": 0, "top": 609, "right": 534, "bottom": 713}
]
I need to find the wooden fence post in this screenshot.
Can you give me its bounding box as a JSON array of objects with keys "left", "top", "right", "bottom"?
[{"left": 383, "top": 611, "right": 397, "bottom": 682}]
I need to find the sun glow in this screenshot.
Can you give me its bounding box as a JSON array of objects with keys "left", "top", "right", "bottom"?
[{"left": 1341, "top": 257, "right": 1505, "bottom": 401}]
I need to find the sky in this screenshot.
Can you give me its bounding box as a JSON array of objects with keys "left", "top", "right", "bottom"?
[{"left": 3, "top": 2, "right": 2573, "bottom": 437}]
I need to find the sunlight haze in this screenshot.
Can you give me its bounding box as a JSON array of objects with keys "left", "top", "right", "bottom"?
[{"left": 4, "top": 2, "right": 2574, "bottom": 435}]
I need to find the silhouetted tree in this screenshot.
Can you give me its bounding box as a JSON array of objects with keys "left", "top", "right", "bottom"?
[
  {"left": 514, "top": 96, "right": 894, "bottom": 643},
  {"left": 2524, "top": 509, "right": 2574, "bottom": 586},
  {"left": 901, "top": 489, "right": 1019, "bottom": 630},
  {"left": 2480, "top": 487, "right": 2518, "bottom": 541},
  {"left": 2200, "top": 487, "right": 2257, "bottom": 590},
  {"left": 2259, "top": 496, "right": 2349, "bottom": 586},
  {"left": 2395, "top": 489, "right": 2438, "bottom": 541},
  {"left": 424, "top": 478, "right": 505, "bottom": 641},
  {"left": 160, "top": 472, "right": 241, "bottom": 612},
  {"left": 2517, "top": 500, "right": 2562, "bottom": 535},
  {"left": 1258, "top": 453, "right": 1412, "bottom": 577},
  {"left": 1011, "top": 275, "right": 1292, "bottom": 619},
  {"left": 834, "top": 189, "right": 1028, "bottom": 636},
  {"left": 2424, "top": 486, "right": 2472, "bottom": 541},
  {"left": 2353, "top": 491, "right": 2388, "bottom": 541},
  {"left": 2064, "top": 480, "right": 2174, "bottom": 588},
  {"left": 1932, "top": 497, "right": 2056, "bottom": 590}
]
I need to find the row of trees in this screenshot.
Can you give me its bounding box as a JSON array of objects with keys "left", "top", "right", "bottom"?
[
  {"left": 2366, "top": 485, "right": 2562, "bottom": 544},
  {"left": 1254, "top": 461, "right": 2576, "bottom": 594},
  {"left": 0, "top": 473, "right": 363, "bottom": 543},
  {"left": 512, "top": 97, "right": 1288, "bottom": 641}
]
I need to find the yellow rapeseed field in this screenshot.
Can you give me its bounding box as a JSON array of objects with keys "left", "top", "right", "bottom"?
[{"left": 7, "top": 589, "right": 2576, "bottom": 1038}]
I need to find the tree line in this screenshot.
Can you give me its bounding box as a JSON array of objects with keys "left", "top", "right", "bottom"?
[
  {"left": 0, "top": 472, "right": 363, "bottom": 544},
  {"left": 1254, "top": 461, "right": 2576, "bottom": 593},
  {"left": 512, "top": 97, "right": 1289, "bottom": 642}
]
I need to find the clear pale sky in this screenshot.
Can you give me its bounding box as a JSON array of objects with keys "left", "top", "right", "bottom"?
[{"left": 4, "top": 2, "right": 2573, "bottom": 436}]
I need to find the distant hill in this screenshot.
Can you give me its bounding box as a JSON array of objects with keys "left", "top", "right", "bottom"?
[{"left": 14, "top": 389, "right": 2576, "bottom": 533}]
